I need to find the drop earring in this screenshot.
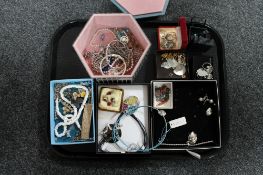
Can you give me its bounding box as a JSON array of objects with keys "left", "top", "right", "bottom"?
[
  {"left": 198, "top": 95, "right": 216, "bottom": 117},
  {"left": 206, "top": 107, "right": 212, "bottom": 116},
  {"left": 198, "top": 94, "right": 215, "bottom": 105},
  {"left": 187, "top": 131, "right": 198, "bottom": 145}
]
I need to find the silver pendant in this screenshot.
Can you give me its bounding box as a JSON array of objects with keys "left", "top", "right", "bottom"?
[
  {"left": 173, "top": 64, "right": 186, "bottom": 76},
  {"left": 158, "top": 110, "right": 167, "bottom": 117},
  {"left": 161, "top": 57, "right": 186, "bottom": 78},
  {"left": 120, "top": 36, "right": 129, "bottom": 44},
  {"left": 206, "top": 107, "right": 212, "bottom": 116},
  {"left": 161, "top": 58, "right": 179, "bottom": 69},
  {"left": 196, "top": 62, "right": 213, "bottom": 79},
  {"left": 187, "top": 131, "right": 198, "bottom": 145}
]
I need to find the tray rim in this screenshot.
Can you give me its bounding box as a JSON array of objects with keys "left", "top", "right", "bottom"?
[{"left": 47, "top": 19, "right": 229, "bottom": 160}]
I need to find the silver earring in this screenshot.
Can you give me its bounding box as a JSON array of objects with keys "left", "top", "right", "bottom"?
[
  {"left": 206, "top": 107, "right": 212, "bottom": 116},
  {"left": 187, "top": 131, "right": 198, "bottom": 145},
  {"left": 196, "top": 62, "right": 213, "bottom": 79},
  {"left": 198, "top": 94, "right": 214, "bottom": 105},
  {"left": 158, "top": 110, "right": 166, "bottom": 117}
]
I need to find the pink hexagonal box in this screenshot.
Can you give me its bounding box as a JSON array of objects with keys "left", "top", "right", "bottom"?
[{"left": 73, "top": 14, "right": 151, "bottom": 81}]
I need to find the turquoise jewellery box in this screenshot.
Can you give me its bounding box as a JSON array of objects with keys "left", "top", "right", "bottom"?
[{"left": 50, "top": 78, "right": 95, "bottom": 145}]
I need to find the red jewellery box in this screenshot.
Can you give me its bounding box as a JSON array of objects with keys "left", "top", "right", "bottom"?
[{"left": 157, "top": 16, "right": 188, "bottom": 51}]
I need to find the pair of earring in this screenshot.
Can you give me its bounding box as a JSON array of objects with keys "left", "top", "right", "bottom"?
[{"left": 198, "top": 94, "right": 215, "bottom": 116}]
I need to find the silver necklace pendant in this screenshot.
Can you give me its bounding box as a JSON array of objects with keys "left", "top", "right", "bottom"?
[
  {"left": 187, "top": 131, "right": 198, "bottom": 145},
  {"left": 161, "top": 58, "right": 178, "bottom": 69},
  {"left": 120, "top": 36, "right": 129, "bottom": 44},
  {"left": 206, "top": 107, "right": 212, "bottom": 116},
  {"left": 196, "top": 68, "right": 213, "bottom": 79},
  {"left": 196, "top": 62, "right": 213, "bottom": 79},
  {"left": 173, "top": 64, "right": 186, "bottom": 76},
  {"left": 196, "top": 68, "right": 208, "bottom": 77},
  {"left": 161, "top": 58, "right": 186, "bottom": 78},
  {"left": 207, "top": 73, "right": 213, "bottom": 79},
  {"left": 158, "top": 110, "right": 166, "bottom": 117}
]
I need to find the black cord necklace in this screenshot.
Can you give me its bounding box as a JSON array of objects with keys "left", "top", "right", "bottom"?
[{"left": 98, "top": 112, "right": 147, "bottom": 152}]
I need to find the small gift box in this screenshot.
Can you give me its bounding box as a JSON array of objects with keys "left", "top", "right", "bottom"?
[
  {"left": 73, "top": 14, "right": 151, "bottom": 82},
  {"left": 50, "top": 79, "right": 95, "bottom": 145},
  {"left": 111, "top": 0, "right": 170, "bottom": 19},
  {"left": 157, "top": 17, "right": 188, "bottom": 51}
]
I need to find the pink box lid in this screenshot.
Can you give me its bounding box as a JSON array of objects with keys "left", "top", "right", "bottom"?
[{"left": 116, "top": 0, "right": 166, "bottom": 15}]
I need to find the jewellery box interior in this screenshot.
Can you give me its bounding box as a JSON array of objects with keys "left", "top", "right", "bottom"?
[
  {"left": 48, "top": 16, "right": 227, "bottom": 159},
  {"left": 151, "top": 80, "right": 221, "bottom": 151},
  {"left": 96, "top": 84, "right": 151, "bottom": 154}
]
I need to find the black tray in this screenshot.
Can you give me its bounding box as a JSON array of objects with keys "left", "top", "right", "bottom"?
[{"left": 48, "top": 19, "right": 228, "bottom": 159}]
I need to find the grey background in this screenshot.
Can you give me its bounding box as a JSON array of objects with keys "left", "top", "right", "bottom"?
[{"left": 0, "top": 0, "right": 263, "bottom": 174}]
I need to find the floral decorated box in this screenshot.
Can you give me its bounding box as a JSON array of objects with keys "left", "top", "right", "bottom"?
[{"left": 50, "top": 79, "right": 95, "bottom": 145}]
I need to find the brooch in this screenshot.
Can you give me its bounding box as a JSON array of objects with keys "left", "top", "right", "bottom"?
[
  {"left": 99, "top": 87, "right": 124, "bottom": 112},
  {"left": 160, "top": 52, "right": 187, "bottom": 78},
  {"left": 153, "top": 82, "right": 173, "bottom": 109},
  {"left": 187, "top": 131, "right": 198, "bottom": 145},
  {"left": 196, "top": 62, "right": 213, "bottom": 79}
]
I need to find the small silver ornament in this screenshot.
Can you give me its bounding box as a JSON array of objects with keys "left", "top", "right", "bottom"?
[
  {"left": 196, "top": 62, "right": 214, "bottom": 79},
  {"left": 206, "top": 107, "right": 212, "bottom": 116},
  {"left": 187, "top": 132, "right": 198, "bottom": 145},
  {"left": 120, "top": 36, "right": 129, "bottom": 44},
  {"left": 158, "top": 110, "right": 166, "bottom": 117}
]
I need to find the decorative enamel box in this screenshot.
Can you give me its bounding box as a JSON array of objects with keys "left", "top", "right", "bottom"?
[{"left": 73, "top": 14, "right": 151, "bottom": 82}]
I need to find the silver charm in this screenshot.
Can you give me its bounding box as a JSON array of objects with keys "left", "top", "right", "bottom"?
[
  {"left": 196, "top": 62, "right": 213, "bottom": 79},
  {"left": 187, "top": 132, "right": 198, "bottom": 145},
  {"left": 160, "top": 53, "right": 187, "bottom": 78},
  {"left": 173, "top": 64, "right": 186, "bottom": 76},
  {"left": 120, "top": 36, "right": 129, "bottom": 44},
  {"left": 206, "top": 107, "right": 212, "bottom": 116},
  {"left": 158, "top": 110, "right": 167, "bottom": 117},
  {"left": 161, "top": 58, "right": 179, "bottom": 69}
]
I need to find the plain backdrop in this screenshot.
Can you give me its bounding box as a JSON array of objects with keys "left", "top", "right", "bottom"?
[{"left": 0, "top": 0, "right": 262, "bottom": 174}]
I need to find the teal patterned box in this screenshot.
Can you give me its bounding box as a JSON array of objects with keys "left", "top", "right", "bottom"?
[{"left": 50, "top": 79, "right": 95, "bottom": 145}]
